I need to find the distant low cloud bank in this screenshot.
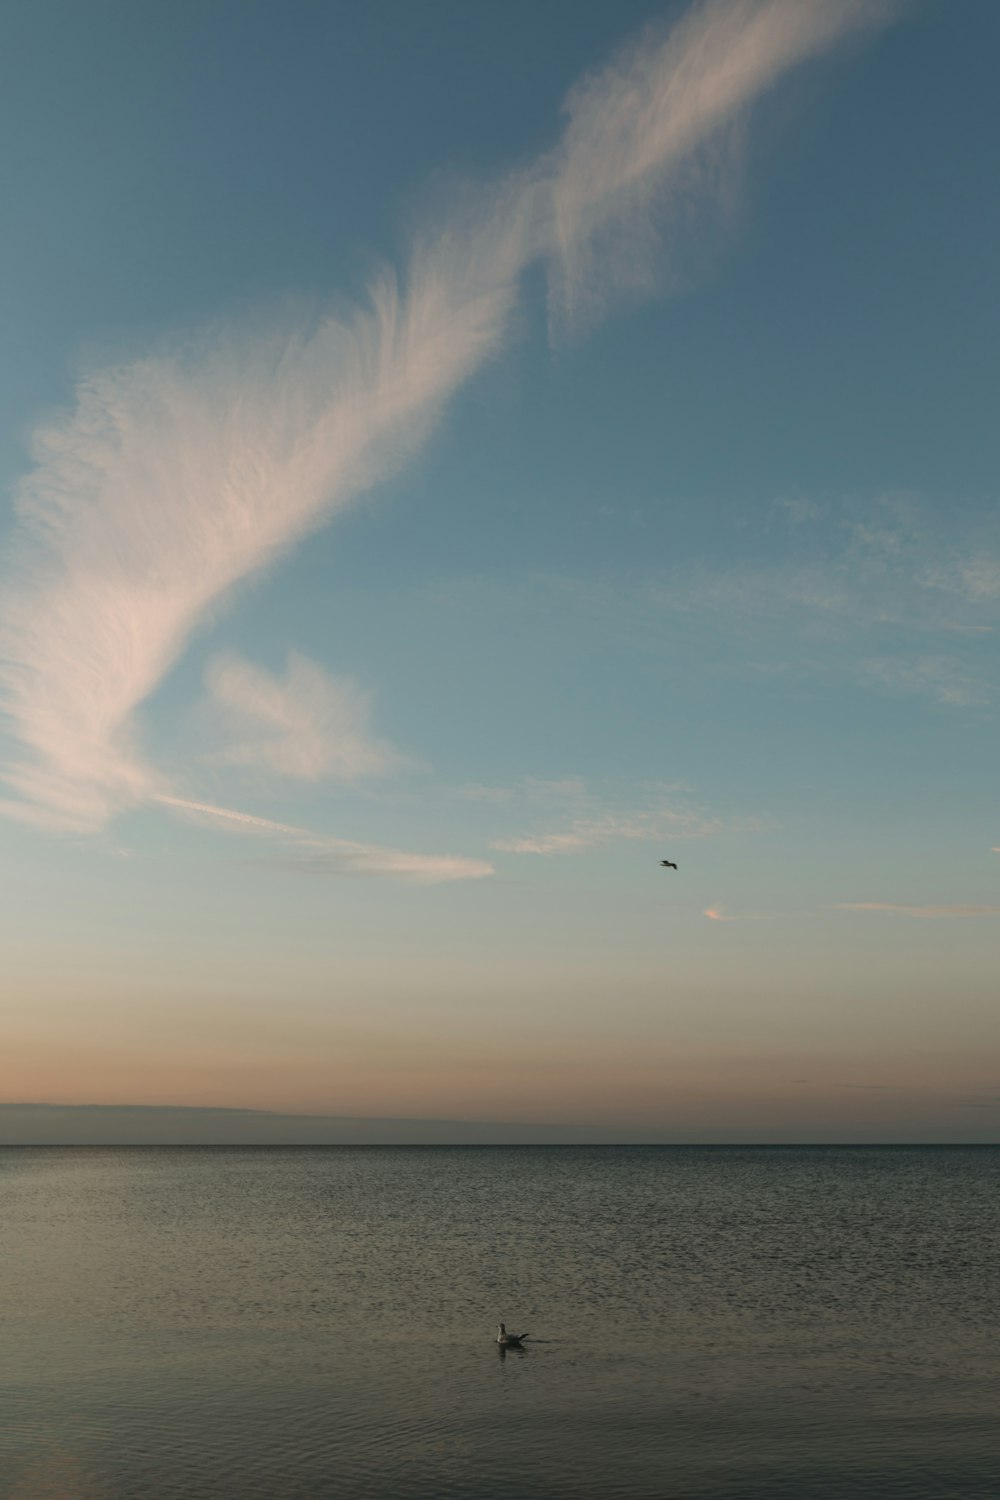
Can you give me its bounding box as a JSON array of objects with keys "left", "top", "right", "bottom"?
[{"left": 0, "top": 1102, "right": 609, "bottom": 1146}]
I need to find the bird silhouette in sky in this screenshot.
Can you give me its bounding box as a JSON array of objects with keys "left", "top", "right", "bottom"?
[{"left": 660, "top": 859, "right": 678, "bottom": 869}]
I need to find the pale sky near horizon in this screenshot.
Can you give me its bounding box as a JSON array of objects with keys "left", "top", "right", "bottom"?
[{"left": 1, "top": 0, "right": 998, "bottom": 1143}]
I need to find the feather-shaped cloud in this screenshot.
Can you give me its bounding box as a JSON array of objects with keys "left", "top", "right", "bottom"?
[{"left": 0, "top": 1, "right": 895, "bottom": 861}]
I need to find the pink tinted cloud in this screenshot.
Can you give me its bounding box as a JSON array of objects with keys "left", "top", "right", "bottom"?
[
  {"left": 0, "top": 0, "right": 897, "bottom": 840},
  {"left": 156, "top": 795, "right": 493, "bottom": 884}
]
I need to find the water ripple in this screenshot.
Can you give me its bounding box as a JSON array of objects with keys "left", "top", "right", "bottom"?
[{"left": 2, "top": 1146, "right": 998, "bottom": 1498}]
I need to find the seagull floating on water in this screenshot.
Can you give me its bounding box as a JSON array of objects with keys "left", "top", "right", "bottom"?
[{"left": 496, "top": 1323, "right": 528, "bottom": 1346}]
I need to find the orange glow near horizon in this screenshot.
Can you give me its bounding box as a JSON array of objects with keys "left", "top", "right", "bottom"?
[{"left": 5, "top": 1022, "right": 998, "bottom": 1139}]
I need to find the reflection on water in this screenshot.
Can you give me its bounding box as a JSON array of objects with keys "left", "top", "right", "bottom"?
[
  {"left": 1, "top": 1146, "right": 998, "bottom": 1499},
  {"left": 496, "top": 1341, "right": 530, "bottom": 1361}
]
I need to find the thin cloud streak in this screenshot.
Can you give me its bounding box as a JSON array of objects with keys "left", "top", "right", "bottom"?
[
  {"left": 490, "top": 783, "right": 759, "bottom": 855},
  {"left": 704, "top": 904, "right": 772, "bottom": 921},
  {"left": 493, "top": 811, "right": 732, "bottom": 856},
  {"left": 156, "top": 794, "right": 493, "bottom": 883},
  {"left": 0, "top": 0, "right": 895, "bottom": 838},
  {"left": 834, "top": 902, "right": 1000, "bottom": 920}
]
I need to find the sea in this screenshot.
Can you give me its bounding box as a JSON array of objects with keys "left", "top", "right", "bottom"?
[{"left": 2, "top": 1146, "right": 998, "bottom": 1499}]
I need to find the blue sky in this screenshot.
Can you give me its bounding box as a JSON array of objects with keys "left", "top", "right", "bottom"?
[{"left": 1, "top": 0, "right": 998, "bottom": 1141}]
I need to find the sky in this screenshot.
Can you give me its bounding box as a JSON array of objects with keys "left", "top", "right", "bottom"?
[{"left": 1, "top": 0, "right": 998, "bottom": 1144}]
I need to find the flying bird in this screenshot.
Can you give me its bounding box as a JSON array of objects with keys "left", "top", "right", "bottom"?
[
  {"left": 660, "top": 860, "right": 678, "bottom": 870},
  {"left": 496, "top": 1323, "right": 528, "bottom": 1346}
]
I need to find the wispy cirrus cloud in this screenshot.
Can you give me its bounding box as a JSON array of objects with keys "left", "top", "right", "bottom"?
[
  {"left": 661, "top": 497, "right": 1000, "bottom": 644},
  {"left": 488, "top": 779, "right": 759, "bottom": 856},
  {"left": 0, "top": 0, "right": 895, "bottom": 851},
  {"left": 156, "top": 795, "right": 492, "bottom": 884},
  {"left": 834, "top": 902, "right": 1000, "bottom": 920},
  {"left": 456, "top": 777, "right": 589, "bottom": 806},
  {"left": 703, "top": 904, "right": 772, "bottom": 921},
  {"left": 200, "top": 651, "right": 406, "bottom": 782},
  {"left": 469, "top": 494, "right": 1000, "bottom": 710},
  {"left": 858, "top": 654, "right": 991, "bottom": 708},
  {"left": 549, "top": 0, "right": 897, "bottom": 333},
  {"left": 493, "top": 813, "right": 720, "bottom": 856},
  {"left": 0, "top": 253, "right": 520, "bottom": 835}
]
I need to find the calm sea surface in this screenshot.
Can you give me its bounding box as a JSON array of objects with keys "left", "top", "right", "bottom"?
[{"left": 1, "top": 1146, "right": 998, "bottom": 1499}]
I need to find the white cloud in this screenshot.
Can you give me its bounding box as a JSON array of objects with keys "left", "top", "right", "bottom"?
[
  {"left": 834, "top": 903, "right": 1000, "bottom": 920},
  {"left": 489, "top": 781, "right": 757, "bottom": 856},
  {"left": 156, "top": 796, "right": 493, "bottom": 884},
  {"left": 859, "top": 655, "right": 990, "bottom": 708},
  {"left": 548, "top": 0, "right": 896, "bottom": 334},
  {"left": 509, "top": 494, "right": 1000, "bottom": 706},
  {"left": 0, "top": 0, "right": 896, "bottom": 838},
  {"left": 201, "top": 651, "right": 405, "bottom": 781},
  {"left": 457, "top": 776, "right": 590, "bottom": 806},
  {"left": 662, "top": 524, "right": 1000, "bottom": 642},
  {"left": 493, "top": 830, "right": 601, "bottom": 856},
  {"left": 780, "top": 498, "right": 824, "bottom": 525},
  {"left": 0, "top": 258, "right": 517, "bottom": 832},
  {"left": 924, "top": 556, "right": 1000, "bottom": 604},
  {"left": 703, "top": 903, "right": 772, "bottom": 921}
]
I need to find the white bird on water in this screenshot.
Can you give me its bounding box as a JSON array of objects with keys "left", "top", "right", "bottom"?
[{"left": 496, "top": 1323, "right": 528, "bottom": 1346}]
